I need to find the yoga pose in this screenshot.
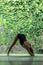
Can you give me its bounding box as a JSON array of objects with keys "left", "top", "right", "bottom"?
[{"left": 7, "top": 33, "right": 34, "bottom": 56}]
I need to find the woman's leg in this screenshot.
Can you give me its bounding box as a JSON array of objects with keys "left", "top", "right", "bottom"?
[{"left": 23, "top": 41, "right": 34, "bottom": 56}]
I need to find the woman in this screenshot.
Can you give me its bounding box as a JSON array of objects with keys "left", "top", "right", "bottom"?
[{"left": 7, "top": 33, "right": 34, "bottom": 56}]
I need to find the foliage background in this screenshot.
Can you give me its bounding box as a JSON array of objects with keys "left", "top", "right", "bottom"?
[{"left": 0, "top": 0, "right": 43, "bottom": 53}]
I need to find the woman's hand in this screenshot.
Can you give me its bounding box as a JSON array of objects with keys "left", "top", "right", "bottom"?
[{"left": 7, "top": 50, "right": 10, "bottom": 55}]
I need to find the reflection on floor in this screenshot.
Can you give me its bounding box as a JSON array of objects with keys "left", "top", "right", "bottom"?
[{"left": 0, "top": 54, "right": 43, "bottom": 65}]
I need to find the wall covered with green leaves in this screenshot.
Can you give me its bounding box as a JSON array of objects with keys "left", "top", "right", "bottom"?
[{"left": 0, "top": 0, "right": 43, "bottom": 53}]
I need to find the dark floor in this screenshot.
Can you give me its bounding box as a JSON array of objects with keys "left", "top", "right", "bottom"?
[{"left": 0, "top": 54, "right": 43, "bottom": 65}]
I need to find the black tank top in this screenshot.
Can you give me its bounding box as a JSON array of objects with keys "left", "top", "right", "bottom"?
[{"left": 17, "top": 34, "right": 26, "bottom": 45}]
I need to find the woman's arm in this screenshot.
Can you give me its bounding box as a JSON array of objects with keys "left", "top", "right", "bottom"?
[{"left": 7, "top": 35, "right": 18, "bottom": 54}]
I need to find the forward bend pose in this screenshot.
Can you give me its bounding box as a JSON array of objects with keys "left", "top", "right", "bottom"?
[{"left": 7, "top": 34, "right": 34, "bottom": 56}]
